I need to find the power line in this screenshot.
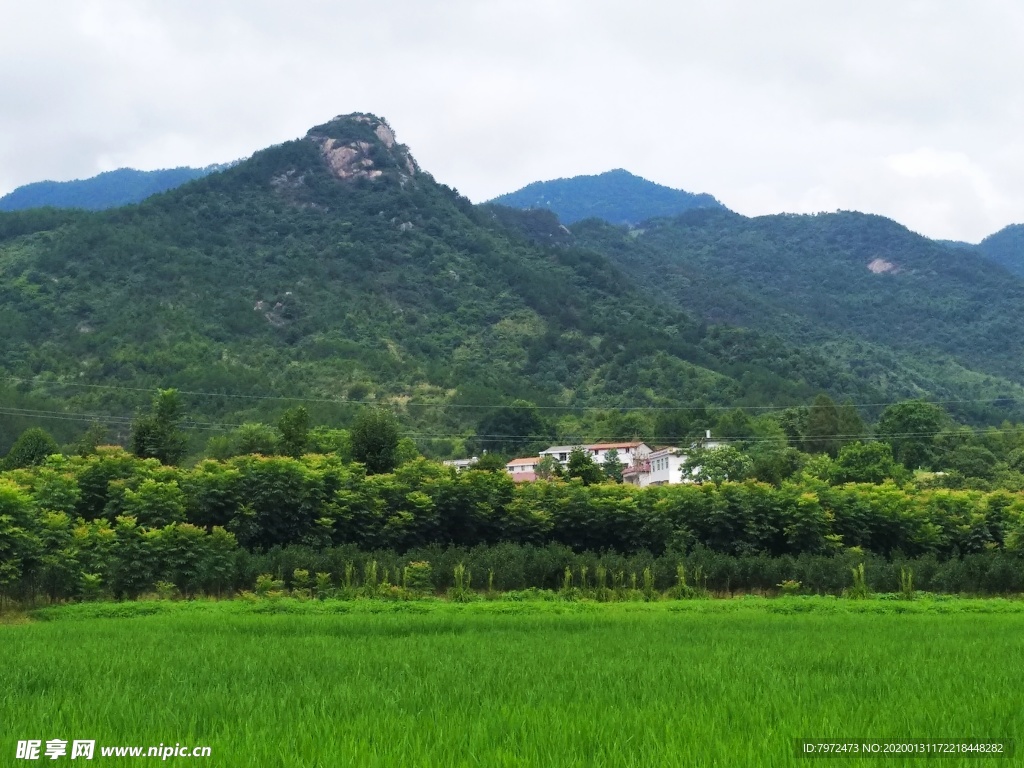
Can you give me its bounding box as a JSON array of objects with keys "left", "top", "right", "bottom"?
[{"left": 2, "top": 375, "right": 1022, "bottom": 413}]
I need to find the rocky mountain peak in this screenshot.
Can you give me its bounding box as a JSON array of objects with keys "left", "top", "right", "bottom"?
[{"left": 304, "top": 113, "right": 418, "bottom": 183}]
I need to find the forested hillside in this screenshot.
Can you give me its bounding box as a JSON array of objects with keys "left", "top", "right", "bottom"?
[
  {"left": 0, "top": 114, "right": 872, "bottom": 455},
  {"left": 571, "top": 208, "right": 1024, "bottom": 424},
  {"left": 0, "top": 166, "right": 224, "bottom": 212},
  {"left": 977, "top": 224, "right": 1024, "bottom": 277},
  {"left": 488, "top": 169, "right": 723, "bottom": 225}
]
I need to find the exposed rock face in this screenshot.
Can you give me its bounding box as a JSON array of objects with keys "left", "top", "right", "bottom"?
[
  {"left": 316, "top": 138, "right": 384, "bottom": 180},
  {"left": 305, "top": 113, "right": 418, "bottom": 183},
  {"left": 867, "top": 258, "right": 899, "bottom": 274}
]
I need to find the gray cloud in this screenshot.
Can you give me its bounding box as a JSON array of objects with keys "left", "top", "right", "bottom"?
[{"left": 1, "top": 0, "right": 1021, "bottom": 241}]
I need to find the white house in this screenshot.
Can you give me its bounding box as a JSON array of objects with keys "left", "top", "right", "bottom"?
[
  {"left": 587, "top": 441, "right": 652, "bottom": 468},
  {"left": 538, "top": 441, "right": 652, "bottom": 468},
  {"left": 538, "top": 444, "right": 577, "bottom": 464},
  {"left": 622, "top": 432, "right": 726, "bottom": 487},
  {"left": 443, "top": 457, "right": 478, "bottom": 472}
]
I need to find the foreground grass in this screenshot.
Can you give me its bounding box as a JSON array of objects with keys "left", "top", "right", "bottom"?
[{"left": 2, "top": 598, "right": 1022, "bottom": 767}]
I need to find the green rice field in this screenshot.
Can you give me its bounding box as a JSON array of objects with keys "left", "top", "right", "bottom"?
[{"left": 3, "top": 598, "right": 1023, "bottom": 767}]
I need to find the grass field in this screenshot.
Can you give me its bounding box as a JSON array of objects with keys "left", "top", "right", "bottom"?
[{"left": 3, "top": 597, "right": 1023, "bottom": 767}]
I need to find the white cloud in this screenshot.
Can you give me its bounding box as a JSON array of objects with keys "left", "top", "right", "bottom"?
[{"left": 1, "top": 0, "right": 1022, "bottom": 240}]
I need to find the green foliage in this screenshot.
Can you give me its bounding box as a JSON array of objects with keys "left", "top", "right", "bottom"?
[
  {"left": 684, "top": 446, "right": 753, "bottom": 485},
  {"left": 487, "top": 169, "right": 723, "bottom": 226},
  {"left": 831, "top": 441, "right": 905, "bottom": 485},
  {"left": 233, "top": 423, "right": 279, "bottom": 457},
  {"left": 573, "top": 209, "right": 1024, "bottom": 423},
  {"left": 2, "top": 427, "right": 58, "bottom": 470},
  {"left": 804, "top": 394, "right": 841, "bottom": 457},
  {"left": 350, "top": 409, "right": 399, "bottom": 475},
  {"left": 471, "top": 453, "right": 508, "bottom": 472},
  {"left": 844, "top": 562, "right": 871, "bottom": 600},
  {"left": 977, "top": 223, "right": 1024, "bottom": 276},
  {"left": 535, "top": 455, "right": 562, "bottom": 480},
  {"left": 566, "top": 448, "right": 604, "bottom": 485},
  {"left": 473, "top": 401, "right": 550, "bottom": 455},
  {"left": 601, "top": 449, "right": 624, "bottom": 483},
  {"left": 130, "top": 390, "right": 188, "bottom": 466},
  {"left": 277, "top": 406, "right": 310, "bottom": 458},
  {"left": 876, "top": 400, "right": 948, "bottom": 469}
]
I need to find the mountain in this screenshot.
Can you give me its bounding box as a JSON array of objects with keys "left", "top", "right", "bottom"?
[
  {"left": 572, "top": 208, "right": 1024, "bottom": 424},
  {"left": 977, "top": 224, "right": 1024, "bottom": 277},
  {"left": 0, "top": 114, "right": 869, "bottom": 454},
  {"left": 0, "top": 165, "right": 227, "bottom": 212},
  {"left": 487, "top": 169, "right": 724, "bottom": 225}
]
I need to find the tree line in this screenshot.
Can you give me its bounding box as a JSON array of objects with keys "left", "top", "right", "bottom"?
[{"left": 2, "top": 441, "right": 1024, "bottom": 605}]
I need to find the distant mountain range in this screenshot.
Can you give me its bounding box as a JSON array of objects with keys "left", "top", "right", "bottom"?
[
  {"left": 2, "top": 114, "right": 872, "bottom": 454},
  {"left": 976, "top": 224, "right": 1024, "bottom": 277},
  {"left": 487, "top": 168, "right": 724, "bottom": 225},
  {"left": 0, "top": 165, "right": 230, "bottom": 212},
  {"left": 4, "top": 117, "right": 1024, "bottom": 453}
]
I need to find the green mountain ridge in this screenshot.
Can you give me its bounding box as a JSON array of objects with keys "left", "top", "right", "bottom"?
[
  {"left": 977, "top": 224, "right": 1024, "bottom": 277},
  {"left": 0, "top": 114, "right": 872, "bottom": 455},
  {"left": 487, "top": 168, "right": 724, "bottom": 225},
  {"left": 569, "top": 207, "right": 1024, "bottom": 423},
  {"left": 0, "top": 165, "right": 230, "bottom": 212}
]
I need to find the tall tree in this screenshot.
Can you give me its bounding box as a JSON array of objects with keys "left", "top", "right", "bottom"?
[
  {"left": 350, "top": 408, "right": 400, "bottom": 475},
  {"left": 683, "top": 445, "right": 753, "bottom": 485},
  {"left": 567, "top": 448, "right": 605, "bottom": 485},
  {"left": 804, "top": 394, "right": 841, "bottom": 456},
  {"left": 2, "top": 427, "right": 58, "bottom": 470},
  {"left": 602, "top": 448, "right": 624, "bottom": 483},
  {"left": 876, "top": 400, "right": 948, "bottom": 470},
  {"left": 130, "top": 389, "right": 188, "bottom": 466},
  {"left": 277, "top": 406, "right": 310, "bottom": 458},
  {"left": 474, "top": 401, "right": 550, "bottom": 456}
]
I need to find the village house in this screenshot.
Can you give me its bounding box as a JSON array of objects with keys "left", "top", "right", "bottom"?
[
  {"left": 505, "top": 456, "right": 539, "bottom": 482},
  {"left": 538, "top": 441, "right": 652, "bottom": 468},
  {"left": 443, "top": 457, "right": 478, "bottom": 471},
  {"left": 622, "top": 431, "right": 726, "bottom": 487},
  {"left": 496, "top": 433, "right": 725, "bottom": 485}
]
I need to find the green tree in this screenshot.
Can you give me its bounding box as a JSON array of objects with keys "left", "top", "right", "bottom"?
[
  {"left": 2, "top": 427, "right": 59, "bottom": 470},
  {"left": 602, "top": 448, "right": 624, "bottom": 483},
  {"left": 804, "top": 394, "right": 841, "bottom": 456},
  {"left": 876, "top": 400, "right": 948, "bottom": 469},
  {"left": 130, "top": 389, "right": 188, "bottom": 466},
  {"left": 308, "top": 427, "right": 352, "bottom": 460},
  {"left": 68, "top": 422, "right": 108, "bottom": 457},
  {"left": 836, "top": 401, "right": 865, "bottom": 445},
  {"left": 234, "top": 423, "right": 279, "bottom": 456},
  {"left": 831, "top": 441, "right": 906, "bottom": 484},
  {"left": 350, "top": 408, "right": 400, "bottom": 474},
  {"left": 567, "top": 448, "right": 604, "bottom": 485},
  {"left": 473, "top": 401, "right": 550, "bottom": 455},
  {"left": 535, "top": 454, "right": 563, "bottom": 480},
  {"left": 471, "top": 453, "right": 508, "bottom": 472},
  {"left": 714, "top": 409, "right": 754, "bottom": 441},
  {"left": 395, "top": 437, "right": 421, "bottom": 466},
  {"left": 277, "top": 406, "right": 310, "bottom": 458},
  {"left": 684, "top": 445, "right": 753, "bottom": 485},
  {"left": 944, "top": 444, "right": 998, "bottom": 480},
  {"left": 746, "top": 417, "right": 803, "bottom": 486}
]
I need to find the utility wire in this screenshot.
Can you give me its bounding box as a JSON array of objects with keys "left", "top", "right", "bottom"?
[{"left": 2, "top": 375, "right": 1021, "bottom": 413}]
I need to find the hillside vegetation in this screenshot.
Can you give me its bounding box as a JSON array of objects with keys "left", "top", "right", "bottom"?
[
  {"left": 487, "top": 168, "right": 723, "bottom": 225},
  {"left": 572, "top": 209, "right": 1024, "bottom": 424},
  {"left": 0, "top": 115, "right": 880, "bottom": 454},
  {"left": 977, "top": 223, "right": 1024, "bottom": 277}
]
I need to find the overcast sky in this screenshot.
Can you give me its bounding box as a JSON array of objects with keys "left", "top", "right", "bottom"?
[{"left": 2, "top": 0, "right": 1022, "bottom": 242}]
